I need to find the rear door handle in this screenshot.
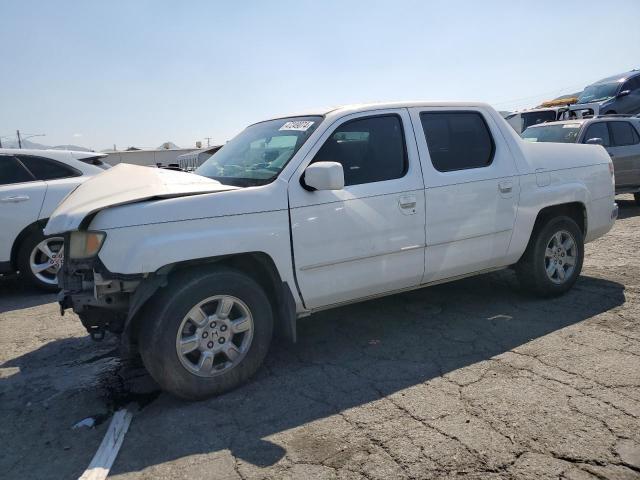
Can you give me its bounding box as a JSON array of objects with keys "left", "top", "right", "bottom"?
[{"left": 0, "top": 195, "right": 29, "bottom": 203}]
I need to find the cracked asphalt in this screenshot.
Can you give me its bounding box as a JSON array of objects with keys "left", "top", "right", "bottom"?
[{"left": 1, "top": 195, "right": 640, "bottom": 480}]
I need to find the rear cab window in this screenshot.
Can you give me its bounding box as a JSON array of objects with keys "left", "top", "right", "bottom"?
[{"left": 419, "top": 111, "right": 494, "bottom": 172}]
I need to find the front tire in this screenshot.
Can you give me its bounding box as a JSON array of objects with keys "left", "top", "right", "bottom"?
[
  {"left": 138, "top": 267, "right": 273, "bottom": 400},
  {"left": 516, "top": 216, "right": 584, "bottom": 297},
  {"left": 17, "top": 231, "right": 64, "bottom": 292}
]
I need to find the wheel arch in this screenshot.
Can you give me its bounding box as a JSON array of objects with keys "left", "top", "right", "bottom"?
[
  {"left": 10, "top": 219, "right": 48, "bottom": 270},
  {"left": 532, "top": 201, "right": 587, "bottom": 236},
  {"left": 124, "top": 251, "right": 297, "bottom": 353},
  {"left": 515, "top": 201, "right": 587, "bottom": 265}
]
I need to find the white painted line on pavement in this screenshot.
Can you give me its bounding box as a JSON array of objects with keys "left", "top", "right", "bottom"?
[{"left": 78, "top": 408, "right": 133, "bottom": 480}]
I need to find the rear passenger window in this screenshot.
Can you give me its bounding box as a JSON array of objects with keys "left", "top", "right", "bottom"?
[
  {"left": 609, "top": 122, "right": 640, "bottom": 147},
  {"left": 18, "top": 155, "right": 81, "bottom": 180},
  {"left": 584, "top": 123, "right": 611, "bottom": 147},
  {"left": 420, "top": 111, "right": 495, "bottom": 172},
  {"left": 0, "top": 155, "right": 35, "bottom": 185},
  {"left": 312, "top": 115, "right": 407, "bottom": 186}
]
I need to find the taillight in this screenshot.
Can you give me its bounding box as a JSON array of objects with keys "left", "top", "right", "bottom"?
[{"left": 609, "top": 162, "right": 615, "bottom": 188}]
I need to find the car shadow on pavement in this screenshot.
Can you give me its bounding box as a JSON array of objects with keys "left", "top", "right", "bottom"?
[{"left": 90, "top": 270, "right": 625, "bottom": 475}]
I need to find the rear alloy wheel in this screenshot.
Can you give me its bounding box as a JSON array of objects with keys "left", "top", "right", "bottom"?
[
  {"left": 18, "top": 233, "right": 64, "bottom": 291},
  {"left": 516, "top": 216, "right": 584, "bottom": 297},
  {"left": 543, "top": 230, "right": 578, "bottom": 284}
]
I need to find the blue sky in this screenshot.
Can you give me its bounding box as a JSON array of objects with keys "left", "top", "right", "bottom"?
[{"left": 2, "top": 0, "right": 639, "bottom": 151}]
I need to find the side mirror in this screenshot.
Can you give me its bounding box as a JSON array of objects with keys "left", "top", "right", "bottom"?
[
  {"left": 586, "top": 137, "right": 603, "bottom": 146},
  {"left": 303, "top": 162, "right": 344, "bottom": 191},
  {"left": 617, "top": 90, "right": 631, "bottom": 98}
]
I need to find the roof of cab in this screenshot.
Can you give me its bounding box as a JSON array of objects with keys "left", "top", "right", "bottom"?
[{"left": 254, "top": 101, "right": 493, "bottom": 124}]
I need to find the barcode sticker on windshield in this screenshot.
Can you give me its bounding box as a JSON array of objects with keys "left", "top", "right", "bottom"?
[{"left": 279, "top": 121, "right": 314, "bottom": 131}]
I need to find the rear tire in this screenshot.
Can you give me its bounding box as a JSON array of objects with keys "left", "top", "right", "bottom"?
[
  {"left": 17, "top": 231, "right": 64, "bottom": 292},
  {"left": 516, "top": 216, "right": 584, "bottom": 297},
  {"left": 138, "top": 267, "right": 273, "bottom": 400}
]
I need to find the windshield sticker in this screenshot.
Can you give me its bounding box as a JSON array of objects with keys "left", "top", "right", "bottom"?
[{"left": 279, "top": 121, "right": 314, "bottom": 131}]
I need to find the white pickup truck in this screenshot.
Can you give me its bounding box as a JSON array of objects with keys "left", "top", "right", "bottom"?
[{"left": 46, "top": 102, "right": 618, "bottom": 400}]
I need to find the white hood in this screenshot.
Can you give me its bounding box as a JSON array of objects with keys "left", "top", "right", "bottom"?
[{"left": 44, "top": 164, "right": 238, "bottom": 234}]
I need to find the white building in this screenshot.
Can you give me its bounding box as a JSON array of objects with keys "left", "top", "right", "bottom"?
[
  {"left": 176, "top": 146, "right": 222, "bottom": 171},
  {"left": 103, "top": 147, "right": 200, "bottom": 167}
]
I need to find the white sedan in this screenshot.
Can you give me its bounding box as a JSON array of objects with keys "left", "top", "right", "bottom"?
[{"left": 0, "top": 149, "right": 108, "bottom": 290}]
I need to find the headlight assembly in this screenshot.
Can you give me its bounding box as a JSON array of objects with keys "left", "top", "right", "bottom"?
[{"left": 68, "top": 231, "right": 106, "bottom": 259}]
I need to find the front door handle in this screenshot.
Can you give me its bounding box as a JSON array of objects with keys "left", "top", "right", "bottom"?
[
  {"left": 0, "top": 195, "right": 30, "bottom": 203},
  {"left": 398, "top": 195, "right": 417, "bottom": 214},
  {"left": 498, "top": 181, "right": 513, "bottom": 194}
]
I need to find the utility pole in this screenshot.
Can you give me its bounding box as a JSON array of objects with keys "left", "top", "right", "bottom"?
[
  {"left": 17, "top": 130, "right": 22, "bottom": 149},
  {"left": 204, "top": 137, "right": 212, "bottom": 148}
]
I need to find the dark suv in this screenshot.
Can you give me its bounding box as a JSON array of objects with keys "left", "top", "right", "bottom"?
[
  {"left": 573, "top": 70, "right": 640, "bottom": 116},
  {"left": 522, "top": 117, "right": 640, "bottom": 203}
]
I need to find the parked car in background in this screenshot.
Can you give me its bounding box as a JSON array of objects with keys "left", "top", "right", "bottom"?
[
  {"left": 504, "top": 107, "right": 568, "bottom": 134},
  {"left": 46, "top": 102, "right": 617, "bottom": 400},
  {"left": 569, "top": 70, "right": 640, "bottom": 117},
  {"left": 0, "top": 149, "right": 108, "bottom": 290},
  {"left": 522, "top": 117, "right": 640, "bottom": 203}
]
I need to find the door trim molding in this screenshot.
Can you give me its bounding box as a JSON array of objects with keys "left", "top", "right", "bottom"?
[{"left": 298, "top": 244, "right": 424, "bottom": 271}]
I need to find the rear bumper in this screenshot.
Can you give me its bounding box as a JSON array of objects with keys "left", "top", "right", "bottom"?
[{"left": 585, "top": 197, "right": 617, "bottom": 243}]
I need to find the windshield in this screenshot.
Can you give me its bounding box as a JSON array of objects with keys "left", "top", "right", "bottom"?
[
  {"left": 521, "top": 124, "right": 581, "bottom": 143},
  {"left": 577, "top": 83, "right": 621, "bottom": 103},
  {"left": 196, "top": 116, "right": 322, "bottom": 186}
]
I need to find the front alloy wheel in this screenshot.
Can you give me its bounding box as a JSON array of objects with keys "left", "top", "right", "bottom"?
[
  {"left": 176, "top": 295, "right": 254, "bottom": 377},
  {"left": 138, "top": 267, "right": 273, "bottom": 400}
]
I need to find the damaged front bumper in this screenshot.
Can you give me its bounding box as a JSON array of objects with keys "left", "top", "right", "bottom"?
[{"left": 58, "top": 236, "right": 143, "bottom": 340}]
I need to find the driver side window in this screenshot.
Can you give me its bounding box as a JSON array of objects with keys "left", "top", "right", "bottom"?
[{"left": 312, "top": 115, "right": 407, "bottom": 186}]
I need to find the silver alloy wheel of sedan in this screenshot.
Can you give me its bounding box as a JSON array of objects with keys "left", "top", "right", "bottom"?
[
  {"left": 544, "top": 230, "right": 577, "bottom": 284},
  {"left": 175, "top": 295, "right": 255, "bottom": 377},
  {"left": 29, "top": 237, "right": 64, "bottom": 286}
]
